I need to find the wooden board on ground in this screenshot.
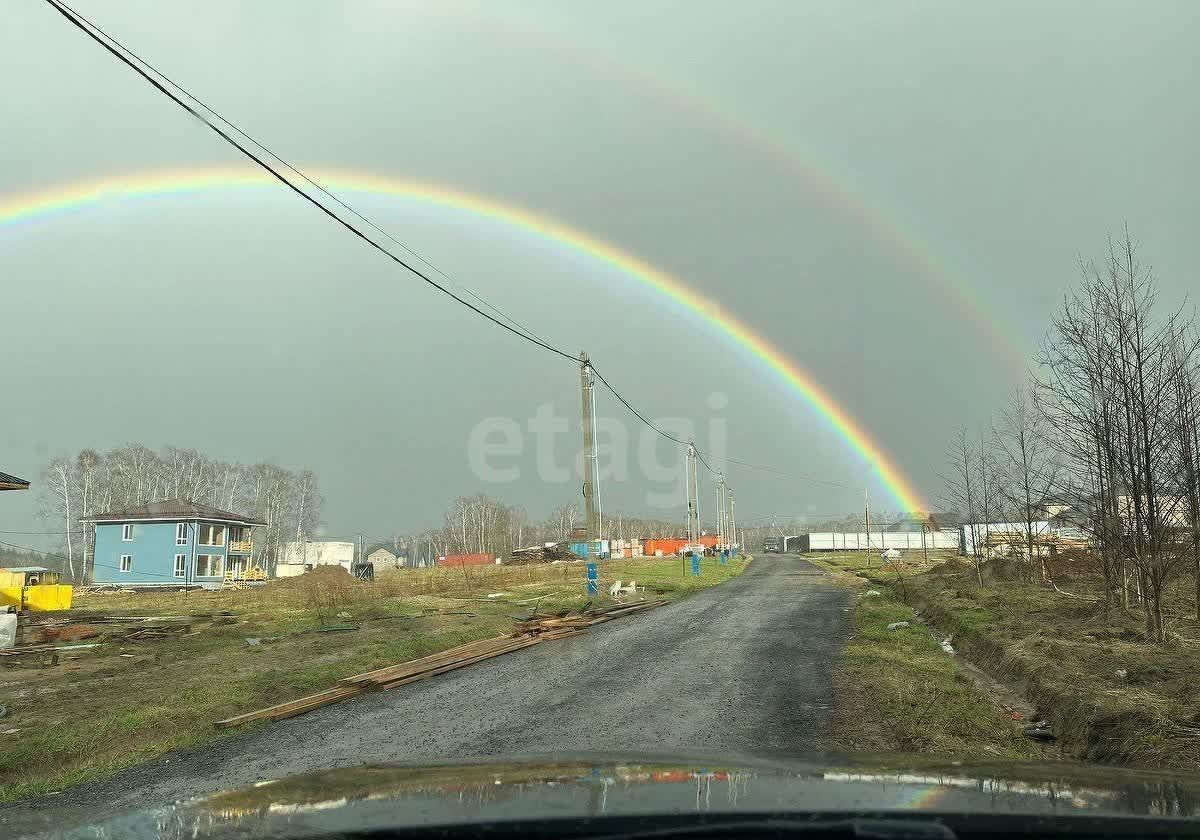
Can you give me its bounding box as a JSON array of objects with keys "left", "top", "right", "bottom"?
[{"left": 216, "top": 597, "right": 670, "bottom": 729}]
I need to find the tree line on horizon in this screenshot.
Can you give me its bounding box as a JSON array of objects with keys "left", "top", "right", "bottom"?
[{"left": 37, "top": 444, "right": 322, "bottom": 583}]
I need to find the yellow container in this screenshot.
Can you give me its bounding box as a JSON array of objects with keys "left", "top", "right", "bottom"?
[{"left": 0, "top": 567, "right": 74, "bottom": 611}]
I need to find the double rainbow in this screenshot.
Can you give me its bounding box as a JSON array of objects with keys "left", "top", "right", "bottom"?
[{"left": 0, "top": 168, "right": 928, "bottom": 512}]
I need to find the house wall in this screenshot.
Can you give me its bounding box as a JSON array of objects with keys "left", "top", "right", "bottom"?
[
  {"left": 93, "top": 520, "right": 235, "bottom": 585},
  {"left": 367, "top": 549, "right": 397, "bottom": 566}
]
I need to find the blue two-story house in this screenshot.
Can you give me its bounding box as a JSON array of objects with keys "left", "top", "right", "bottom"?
[{"left": 83, "top": 499, "right": 266, "bottom": 587}]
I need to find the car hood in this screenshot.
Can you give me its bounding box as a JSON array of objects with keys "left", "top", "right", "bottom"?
[{"left": 14, "top": 752, "right": 1200, "bottom": 838}]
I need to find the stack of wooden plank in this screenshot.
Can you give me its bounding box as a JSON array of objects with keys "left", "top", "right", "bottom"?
[
  {"left": 583, "top": 599, "right": 668, "bottom": 625},
  {"left": 512, "top": 614, "right": 592, "bottom": 639},
  {"left": 515, "top": 599, "right": 667, "bottom": 636},
  {"left": 339, "top": 635, "right": 541, "bottom": 691},
  {"left": 214, "top": 599, "right": 670, "bottom": 729}
]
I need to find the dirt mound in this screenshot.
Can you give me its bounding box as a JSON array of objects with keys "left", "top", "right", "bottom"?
[{"left": 268, "top": 564, "right": 359, "bottom": 589}]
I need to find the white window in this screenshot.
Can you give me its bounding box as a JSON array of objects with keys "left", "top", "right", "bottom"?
[
  {"left": 195, "top": 554, "right": 225, "bottom": 577},
  {"left": 174, "top": 554, "right": 186, "bottom": 577},
  {"left": 121, "top": 523, "right": 134, "bottom": 541},
  {"left": 198, "top": 524, "right": 226, "bottom": 546},
  {"left": 176, "top": 523, "right": 188, "bottom": 545},
  {"left": 119, "top": 555, "right": 132, "bottom": 572}
]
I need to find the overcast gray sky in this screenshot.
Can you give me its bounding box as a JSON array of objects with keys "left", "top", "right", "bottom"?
[{"left": 2, "top": 0, "right": 1197, "bottom": 540}]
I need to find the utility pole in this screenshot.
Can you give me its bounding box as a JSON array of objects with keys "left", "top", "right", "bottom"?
[
  {"left": 685, "top": 443, "right": 700, "bottom": 546},
  {"left": 864, "top": 488, "right": 872, "bottom": 563},
  {"left": 716, "top": 473, "right": 726, "bottom": 550},
  {"left": 729, "top": 488, "right": 737, "bottom": 550},
  {"left": 579, "top": 351, "right": 598, "bottom": 541}
]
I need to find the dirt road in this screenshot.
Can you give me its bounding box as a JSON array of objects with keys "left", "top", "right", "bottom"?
[{"left": 8, "top": 555, "right": 850, "bottom": 818}]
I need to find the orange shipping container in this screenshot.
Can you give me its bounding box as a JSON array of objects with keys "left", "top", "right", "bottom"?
[
  {"left": 643, "top": 538, "right": 688, "bottom": 556},
  {"left": 439, "top": 553, "right": 494, "bottom": 567}
]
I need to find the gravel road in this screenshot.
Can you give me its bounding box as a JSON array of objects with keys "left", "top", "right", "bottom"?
[{"left": 6, "top": 555, "right": 850, "bottom": 822}]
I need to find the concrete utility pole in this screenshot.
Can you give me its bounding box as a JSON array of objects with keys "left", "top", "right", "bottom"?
[
  {"left": 579, "top": 351, "right": 599, "bottom": 541},
  {"left": 864, "top": 488, "right": 872, "bottom": 560},
  {"left": 716, "top": 473, "right": 726, "bottom": 549},
  {"left": 685, "top": 443, "right": 701, "bottom": 545},
  {"left": 729, "top": 488, "right": 737, "bottom": 549}
]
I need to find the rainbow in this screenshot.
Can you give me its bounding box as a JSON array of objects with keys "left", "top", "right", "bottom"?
[
  {"left": 0, "top": 168, "right": 928, "bottom": 512},
  {"left": 433, "top": 3, "right": 1028, "bottom": 363}
]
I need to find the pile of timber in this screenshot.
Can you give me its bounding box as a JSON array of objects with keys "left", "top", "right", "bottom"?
[
  {"left": 214, "top": 599, "right": 668, "bottom": 729},
  {"left": 24, "top": 614, "right": 202, "bottom": 645},
  {"left": 514, "top": 599, "right": 667, "bottom": 638},
  {"left": 508, "top": 543, "right": 576, "bottom": 564}
]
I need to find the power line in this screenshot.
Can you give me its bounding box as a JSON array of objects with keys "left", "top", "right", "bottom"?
[
  {"left": 588, "top": 364, "right": 689, "bottom": 447},
  {"left": 42, "top": 0, "right": 578, "bottom": 364},
  {"left": 43, "top": 0, "right": 875, "bottom": 502},
  {"left": 44, "top": 0, "right": 709, "bottom": 466},
  {"left": 51, "top": 0, "right": 551, "bottom": 349},
  {"left": 0, "top": 538, "right": 185, "bottom": 580},
  {"left": 698, "top": 452, "right": 859, "bottom": 490},
  {"left": 0, "top": 528, "right": 88, "bottom": 535}
]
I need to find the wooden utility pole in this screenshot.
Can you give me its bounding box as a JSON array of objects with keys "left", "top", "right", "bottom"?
[{"left": 579, "top": 351, "right": 598, "bottom": 541}]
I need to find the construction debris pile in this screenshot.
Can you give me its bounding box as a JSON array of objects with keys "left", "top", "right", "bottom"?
[
  {"left": 1, "top": 613, "right": 221, "bottom": 657},
  {"left": 216, "top": 599, "right": 668, "bottom": 728},
  {"left": 507, "top": 543, "right": 578, "bottom": 564}
]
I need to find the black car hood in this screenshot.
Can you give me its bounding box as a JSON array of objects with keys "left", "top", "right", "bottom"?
[{"left": 12, "top": 752, "right": 1200, "bottom": 838}]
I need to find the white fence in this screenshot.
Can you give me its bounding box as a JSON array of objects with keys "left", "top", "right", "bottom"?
[{"left": 806, "top": 531, "right": 961, "bottom": 551}]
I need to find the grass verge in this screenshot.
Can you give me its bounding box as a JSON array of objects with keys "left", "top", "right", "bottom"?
[
  {"left": 831, "top": 581, "right": 1037, "bottom": 758},
  {"left": 812, "top": 550, "right": 1200, "bottom": 769}
]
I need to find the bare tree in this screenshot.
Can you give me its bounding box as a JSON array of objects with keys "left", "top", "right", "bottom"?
[
  {"left": 1039, "top": 231, "right": 1198, "bottom": 639},
  {"left": 549, "top": 503, "right": 580, "bottom": 541},
  {"left": 39, "top": 458, "right": 77, "bottom": 581},
  {"left": 943, "top": 426, "right": 984, "bottom": 587},
  {"left": 993, "top": 386, "right": 1058, "bottom": 581}
]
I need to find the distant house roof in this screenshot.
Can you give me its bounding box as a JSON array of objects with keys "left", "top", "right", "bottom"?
[
  {"left": 80, "top": 498, "right": 267, "bottom": 525},
  {"left": 927, "top": 511, "right": 968, "bottom": 529},
  {"left": 0, "top": 566, "right": 50, "bottom": 573},
  {"left": 366, "top": 544, "right": 399, "bottom": 558},
  {"left": 0, "top": 470, "right": 30, "bottom": 491}
]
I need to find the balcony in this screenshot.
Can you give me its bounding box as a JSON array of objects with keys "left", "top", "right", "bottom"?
[{"left": 228, "top": 540, "right": 253, "bottom": 554}]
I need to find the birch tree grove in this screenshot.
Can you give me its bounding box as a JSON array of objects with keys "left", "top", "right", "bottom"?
[{"left": 37, "top": 444, "right": 323, "bottom": 582}]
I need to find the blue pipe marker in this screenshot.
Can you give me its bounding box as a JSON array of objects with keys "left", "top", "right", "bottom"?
[
  {"left": 690, "top": 553, "right": 701, "bottom": 576},
  {"left": 586, "top": 563, "right": 598, "bottom": 597}
]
